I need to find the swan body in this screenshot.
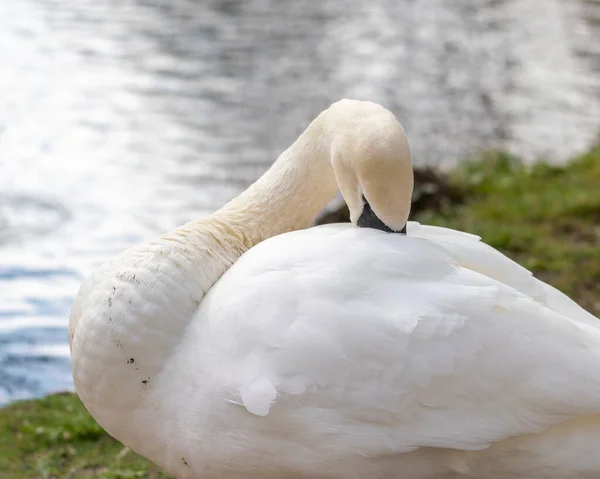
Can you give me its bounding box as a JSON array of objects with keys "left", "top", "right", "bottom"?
[{"left": 70, "top": 100, "right": 600, "bottom": 478}]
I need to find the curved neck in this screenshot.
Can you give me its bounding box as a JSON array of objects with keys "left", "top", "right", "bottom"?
[
  {"left": 71, "top": 112, "right": 340, "bottom": 416},
  {"left": 212, "top": 118, "right": 338, "bottom": 250}
]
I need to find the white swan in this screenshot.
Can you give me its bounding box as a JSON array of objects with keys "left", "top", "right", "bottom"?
[{"left": 70, "top": 99, "right": 600, "bottom": 479}]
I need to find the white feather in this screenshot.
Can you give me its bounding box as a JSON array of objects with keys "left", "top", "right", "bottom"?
[{"left": 140, "top": 223, "right": 600, "bottom": 478}]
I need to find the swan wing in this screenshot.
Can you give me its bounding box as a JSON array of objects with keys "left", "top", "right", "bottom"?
[
  {"left": 407, "top": 221, "right": 599, "bottom": 327},
  {"left": 199, "top": 224, "right": 600, "bottom": 455}
]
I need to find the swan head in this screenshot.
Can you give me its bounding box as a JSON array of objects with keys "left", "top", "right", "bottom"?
[{"left": 326, "top": 99, "right": 414, "bottom": 233}]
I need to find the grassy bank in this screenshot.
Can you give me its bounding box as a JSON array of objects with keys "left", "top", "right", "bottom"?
[
  {"left": 2, "top": 147, "right": 599, "bottom": 478},
  {"left": 0, "top": 393, "right": 170, "bottom": 478}
]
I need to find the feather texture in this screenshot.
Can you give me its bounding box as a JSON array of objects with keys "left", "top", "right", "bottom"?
[{"left": 131, "top": 223, "right": 600, "bottom": 478}]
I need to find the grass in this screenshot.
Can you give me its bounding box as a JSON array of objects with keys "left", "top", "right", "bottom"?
[
  {"left": 0, "top": 393, "right": 170, "bottom": 478},
  {"left": 1, "top": 146, "right": 599, "bottom": 478}
]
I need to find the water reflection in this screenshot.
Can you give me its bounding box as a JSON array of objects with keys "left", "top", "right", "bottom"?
[{"left": 0, "top": 0, "right": 598, "bottom": 403}]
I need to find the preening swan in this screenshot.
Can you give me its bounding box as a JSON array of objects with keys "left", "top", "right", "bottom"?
[{"left": 70, "top": 99, "right": 600, "bottom": 479}]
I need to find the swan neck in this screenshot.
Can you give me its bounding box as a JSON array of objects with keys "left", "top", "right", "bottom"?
[
  {"left": 70, "top": 110, "right": 339, "bottom": 422},
  {"left": 214, "top": 119, "right": 338, "bottom": 247}
]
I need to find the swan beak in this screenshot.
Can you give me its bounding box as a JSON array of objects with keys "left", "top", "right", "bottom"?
[{"left": 357, "top": 200, "right": 407, "bottom": 234}]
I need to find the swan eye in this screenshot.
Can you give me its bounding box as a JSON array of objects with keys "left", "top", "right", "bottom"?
[{"left": 357, "top": 196, "right": 406, "bottom": 234}]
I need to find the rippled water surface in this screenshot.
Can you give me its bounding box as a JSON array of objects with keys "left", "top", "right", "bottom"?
[{"left": 1, "top": 0, "right": 599, "bottom": 403}]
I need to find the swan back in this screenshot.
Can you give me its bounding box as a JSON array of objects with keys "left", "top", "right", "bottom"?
[{"left": 147, "top": 224, "right": 600, "bottom": 477}]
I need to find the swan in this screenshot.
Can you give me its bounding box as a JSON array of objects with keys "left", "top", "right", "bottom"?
[{"left": 69, "top": 99, "right": 600, "bottom": 479}]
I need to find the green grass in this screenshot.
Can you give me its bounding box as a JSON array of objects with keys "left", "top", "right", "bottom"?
[
  {"left": 1, "top": 146, "right": 599, "bottom": 478},
  {"left": 0, "top": 393, "right": 170, "bottom": 478}
]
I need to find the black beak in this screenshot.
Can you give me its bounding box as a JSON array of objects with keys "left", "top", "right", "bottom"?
[{"left": 357, "top": 197, "right": 407, "bottom": 234}]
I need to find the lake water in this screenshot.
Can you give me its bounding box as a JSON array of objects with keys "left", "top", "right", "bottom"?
[{"left": 1, "top": 0, "right": 599, "bottom": 404}]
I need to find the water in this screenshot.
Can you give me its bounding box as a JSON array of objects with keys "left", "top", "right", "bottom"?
[{"left": 0, "top": 0, "right": 599, "bottom": 404}]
